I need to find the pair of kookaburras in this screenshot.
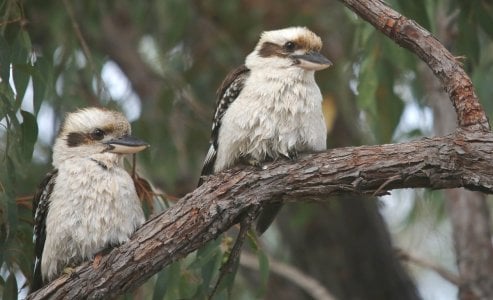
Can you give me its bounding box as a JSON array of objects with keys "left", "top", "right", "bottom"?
[{"left": 31, "top": 27, "right": 332, "bottom": 291}]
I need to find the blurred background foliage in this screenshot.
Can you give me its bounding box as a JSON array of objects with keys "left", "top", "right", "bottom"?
[{"left": 1, "top": 0, "right": 493, "bottom": 299}]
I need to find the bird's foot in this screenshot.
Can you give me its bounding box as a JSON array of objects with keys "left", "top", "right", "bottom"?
[
  {"left": 93, "top": 253, "right": 103, "bottom": 269},
  {"left": 286, "top": 149, "right": 298, "bottom": 161},
  {"left": 239, "top": 156, "right": 266, "bottom": 169},
  {"left": 92, "top": 245, "right": 117, "bottom": 269},
  {"left": 62, "top": 266, "right": 77, "bottom": 278}
]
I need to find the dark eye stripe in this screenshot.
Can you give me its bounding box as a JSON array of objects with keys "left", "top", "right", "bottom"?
[
  {"left": 65, "top": 128, "right": 108, "bottom": 147},
  {"left": 258, "top": 42, "right": 287, "bottom": 58},
  {"left": 66, "top": 132, "right": 87, "bottom": 147}
]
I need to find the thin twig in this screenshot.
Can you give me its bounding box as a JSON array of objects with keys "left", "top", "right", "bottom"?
[
  {"left": 0, "top": 16, "right": 22, "bottom": 27},
  {"left": 62, "top": 0, "right": 104, "bottom": 98},
  {"left": 16, "top": 195, "right": 34, "bottom": 209},
  {"left": 372, "top": 175, "right": 401, "bottom": 196},
  {"left": 208, "top": 207, "right": 260, "bottom": 299},
  {"left": 240, "top": 252, "right": 337, "bottom": 300},
  {"left": 396, "top": 248, "right": 461, "bottom": 286}
]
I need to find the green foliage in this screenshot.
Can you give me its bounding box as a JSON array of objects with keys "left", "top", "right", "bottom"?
[
  {"left": 192, "top": 240, "right": 223, "bottom": 298},
  {"left": 3, "top": 273, "right": 17, "bottom": 300},
  {"left": 1, "top": 0, "right": 493, "bottom": 298},
  {"left": 355, "top": 27, "right": 408, "bottom": 143},
  {"left": 453, "top": 0, "right": 493, "bottom": 69},
  {"left": 247, "top": 231, "right": 269, "bottom": 297},
  {"left": 395, "top": 0, "right": 431, "bottom": 30},
  {"left": 1, "top": 6, "right": 43, "bottom": 295}
]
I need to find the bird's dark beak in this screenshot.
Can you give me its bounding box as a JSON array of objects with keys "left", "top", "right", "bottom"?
[
  {"left": 291, "top": 51, "right": 333, "bottom": 71},
  {"left": 104, "top": 135, "right": 149, "bottom": 154}
]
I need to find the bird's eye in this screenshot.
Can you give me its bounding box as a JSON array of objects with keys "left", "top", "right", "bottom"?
[
  {"left": 284, "top": 41, "right": 296, "bottom": 52},
  {"left": 91, "top": 128, "right": 105, "bottom": 140}
]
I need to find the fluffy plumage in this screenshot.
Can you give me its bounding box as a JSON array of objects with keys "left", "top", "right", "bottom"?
[
  {"left": 199, "top": 27, "right": 332, "bottom": 232},
  {"left": 32, "top": 107, "right": 148, "bottom": 291}
]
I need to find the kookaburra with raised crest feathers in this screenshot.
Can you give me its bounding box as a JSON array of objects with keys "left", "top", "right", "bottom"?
[
  {"left": 199, "top": 27, "right": 332, "bottom": 233},
  {"left": 31, "top": 107, "right": 148, "bottom": 291}
]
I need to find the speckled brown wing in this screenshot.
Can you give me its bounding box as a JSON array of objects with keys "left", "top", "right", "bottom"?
[
  {"left": 198, "top": 65, "right": 250, "bottom": 185},
  {"left": 31, "top": 169, "right": 58, "bottom": 292}
]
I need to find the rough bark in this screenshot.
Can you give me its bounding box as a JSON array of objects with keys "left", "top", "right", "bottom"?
[{"left": 28, "top": 130, "right": 493, "bottom": 299}]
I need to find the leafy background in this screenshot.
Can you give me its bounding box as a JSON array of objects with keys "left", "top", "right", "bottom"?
[{"left": 1, "top": 0, "right": 493, "bottom": 299}]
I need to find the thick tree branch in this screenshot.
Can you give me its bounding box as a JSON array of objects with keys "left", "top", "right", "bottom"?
[
  {"left": 340, "top": 1, "right": 493, "bottom": 299},
  {"left": 29, "top": 130, "right": 493, "bottom": 299},
  {"left": 339, "top": 0, "right": 490, "bottom": 131}
]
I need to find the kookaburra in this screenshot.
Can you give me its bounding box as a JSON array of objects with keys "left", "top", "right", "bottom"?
[
  {"left": 199, "top": 27, "right": 332, "bottom": 233},
  {"left": 31, "top": 107, "right": 148, "bottom": 291}
]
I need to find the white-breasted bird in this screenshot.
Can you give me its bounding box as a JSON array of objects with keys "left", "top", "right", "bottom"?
[
  {"left": 199, "top": 27, "right": 332, "bottom": 233},
  {"left": 31, "top": 107, "right": 149, "bottom": 291}
]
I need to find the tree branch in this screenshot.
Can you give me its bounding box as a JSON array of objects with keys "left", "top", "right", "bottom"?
[
  {"left": 338, "top": 1, "right": 493, "bottom": 298},
  {"left": 28, "top": 130, "right": 493, "bottom": 299},
  {"left": 339, "top": 0, "right": 490, "bottom": 131}
]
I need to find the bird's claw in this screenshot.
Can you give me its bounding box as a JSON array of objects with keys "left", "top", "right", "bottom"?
[
  {"left": 287, "top": 149, "right": 298, "bottom": 160},
  {"left": 62, "top": 266, "right": 77, "bottom": 278},
  {"left": 239, "top": 156, "right": 264, "bottom": 169},
  {"left": 93, "top": 253, "right": 103, "bottom": 269}
]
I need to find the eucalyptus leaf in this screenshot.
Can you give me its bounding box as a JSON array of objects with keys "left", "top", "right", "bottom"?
[
  {"left": 152, "top": 270, "right": 169, "bottom": 300},
  {"left": 357, "top": 48, "right": 379, "bottom": 116},
  {"left": 20, "top": 110, "right": 38, "bottom": 162},
  {"left": 374, "top": 62, "right": 405, "bottom": 143},
  {"left": 3, "top": 273, "right": 18, "bottom": 300},
  {"left": 257, "top": 250, "right": 269, "bottom": 297},
  {"left": 192, "top": 240, "right": 222, "bottom": 298},
  {"left": 12, "top": 64, "right": 31, "bottom": 107},
  {"left": 5, "top": 156, "right": 18, "bottom": 241},
  {"left": 11, "top": 32, "right": 29, "bottom": 65},
  {"left": 457, "top": 10, "right": 480, "bottom": 67},
  {"left": 0, "top": 36, "right": 10, "bottom": 84},
  {"left": 32, "top": 58, "right": 51, "bottom": 114},
  {"left": 395, "top": 0, "right": 431, "bottom": 30},
  {"left": 476, "top": 1, "right": 493, "bottom": 40},
  {"left": 163, "top": 261, "right": 181, "bottom": 300}
]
